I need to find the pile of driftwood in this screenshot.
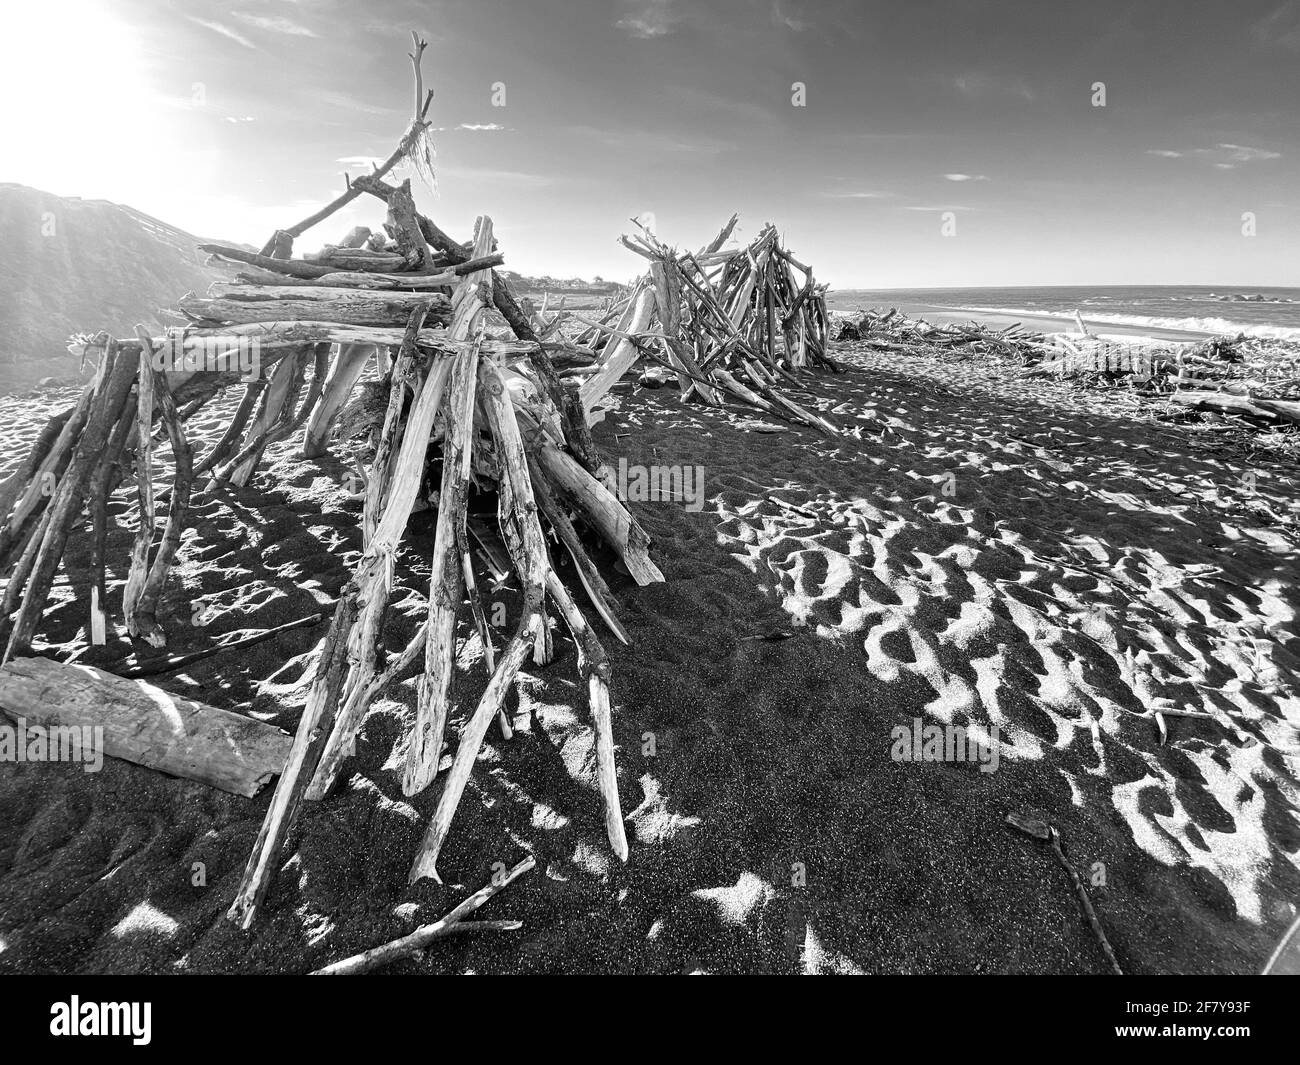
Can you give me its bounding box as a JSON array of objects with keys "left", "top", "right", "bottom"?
[
  {"left": 835, "top": 309, "right": 1051, "bottom": 363},
  {"left": 561, "top": 219, "right": 839, "bottom": 435},
  {"left": 0, "top": 34, "right": 846, "bottom": 944},
  {"left": 837, "top": 308, "right": 1300, "bottom": 434}
]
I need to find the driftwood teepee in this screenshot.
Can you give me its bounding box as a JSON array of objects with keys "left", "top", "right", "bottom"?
[{"left": 0, "top": 33, "right": 840, "bottom": 930}]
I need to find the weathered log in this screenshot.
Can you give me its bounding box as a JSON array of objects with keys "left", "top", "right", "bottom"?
[
  {"left": 579, "top": 286, "right": 657, "bottom": 414},
  {"left": 180, "top": 292, "right": 452, "bottom": 329},
  {"left": 87, "top": 389, "right": 138, "bottom": 645},
  {"left": 122, "top": 341, "right": 156, "bottom": 643},
  {"left": 543, "top": 569, "right": 628, "bottom": 860},
  {"left": 193, "top": 380, "right": 264, "bottom": 477},
  {"left": 404, "top": 218, "right": 498, "bottom": 797},
  {"left": 401, "top": 342, "right": 476, "bottom": 797},
  {"left": 128, "top": 349, "right": 194, "bottom": 649},
  {"left": 219, "top": 347, "right": 309, "bottom": 488},
  {"left": 529, "top": 456, "right": 629, "bottom": 645},
  {"left": 530, "top": 437, "right": 664, "bottom": 586},
  {"left": 408, "top": 355, "right": 552, "bottom": 879},
  {"left": 1168, "top": 390, "right": 1300, "bottom": 426},
  {"left": 301, "top": 344, "right": 374, "bottom": 459},
  {"left": 0, "top": 409, "right": 71, "bottom": 524},
  {"left": 5, "top": 340, "right": 138, "bottom": 661},
  {"left": 0, "top": 656, "right": 291, "bottom": 797},
  {"left": 307, "top": 333, "right": 451, "bottom": 800},
  {"left": 409, "top": 618, "right": 539, "bottom": 884},
  {"left": 0, "top": 386, "right": 94, "bottom": 575}
]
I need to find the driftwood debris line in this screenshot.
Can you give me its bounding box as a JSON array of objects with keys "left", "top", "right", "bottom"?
[
  {"left": 836, "top": 308, "right": 1300, "bottom": 441},
  {"left": 0, "top": 32, "right": 845, "bottom": 933}
]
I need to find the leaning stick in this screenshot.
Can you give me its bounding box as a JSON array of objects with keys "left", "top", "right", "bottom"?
[
  {"left": 228, "top": 587, "right": 360, "bottom": 929},
  {"left": 193, "top": 380, "right": 264, "bottom": 477},
  {"left": 87, "top": 391, "right": 139, "bottom": 644},
  {"left": 314, "top": 855, "right": 534, "bottom": 974},
  {"left": 128, "top": 337, "right": 194, "bottom": 648},
  {"left": 402, "top": 341, "right": 480, "bottom": 796},
  {"left": 0, "top": 408, "right": 72, "bottom": 523},
  {"left": 111, "top": 611, "right": 326, "bottom": 677},
  {"left": 409, "top": 619, "right": 540, "bottom": 884},
  {"left": 404, "top": 218, "right": 497, "bottom": 796},
  {"left": 408, "top": 358, "right": 551, "bottom": 882},
  {"left": 529, "top": 458, "right": 629, "bottom": 645},
  {"left": 5, "top": 341, "right": 138, "bottom": 661},
  {"left": 0, "top": 385, "right": 94, "bottom": 575},
  {"left": 544, "top": 569, "right": 628, "bottom": 861}
]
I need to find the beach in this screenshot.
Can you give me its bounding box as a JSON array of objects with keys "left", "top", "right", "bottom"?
[
  {"left": 828, "top": 285, "right": 1300, "bottom": 345},
  {"left": 1, "top": 334, "right": 1297, "bottom": 974}
]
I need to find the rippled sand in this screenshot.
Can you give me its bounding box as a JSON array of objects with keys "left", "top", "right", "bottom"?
[{"left": 0, "top": 344, "right": 1297, "bottom": 973}]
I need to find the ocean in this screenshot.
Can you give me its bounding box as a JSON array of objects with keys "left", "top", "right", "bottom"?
[{"left": 824, "top": 285, "right": 1300, "bottom": 342}]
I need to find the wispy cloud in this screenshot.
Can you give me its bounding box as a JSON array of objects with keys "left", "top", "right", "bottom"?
[
  {"left": 1251, "top": 2, "right": 1300, "bottom": 51},
  {"left": 1147, "top": 143, "right": 1281, "bottom": 167},
  {"left": 232, "top": 13, "right": 319, "bottom": 38},
  {"left": 456, "top": 123, "right": 509, "bottom": 132},
  {"left": 771, "top": 0, "right": 810, "bottom": 31},
  {"left": 951, "top": 72, "right": 1035, "bottom": 102},
  {"left": 822, "top": 190, "right": 892, "bottom": 199},
  {"left": 439, "top": 165, "right": 554, "bottom": 189},
  {"left": 566, "top": 123, "right": 735, "bottom": 155},
  {"left": 615, "top": 0, "right": 679, "bottom": 38},
  {"left": 943, "top": 173, "right": 988, "bottom": 182},
  {"left": 316, "top": 90, "right": 401, "bottom": 116},
  {"left": 188, "top": 17, "right": 258, "bottom": 50}
]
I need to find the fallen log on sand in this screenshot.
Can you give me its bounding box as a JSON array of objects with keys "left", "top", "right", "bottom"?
[{"left": 0, "top": 656, "right": 292, "bottom": 797}]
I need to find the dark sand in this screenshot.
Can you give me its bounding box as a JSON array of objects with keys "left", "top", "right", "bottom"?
[{"left": 1, "top": 342, "right": 1298, "bottom": 974}]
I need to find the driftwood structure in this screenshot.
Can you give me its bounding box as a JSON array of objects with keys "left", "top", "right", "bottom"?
[{"left": 0, "top": 34, "right": 842, "bottom": 932}]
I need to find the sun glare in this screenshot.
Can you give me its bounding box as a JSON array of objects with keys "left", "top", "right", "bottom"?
[{"left": 0, "top": 1, "right": 163, "bottom": 194}]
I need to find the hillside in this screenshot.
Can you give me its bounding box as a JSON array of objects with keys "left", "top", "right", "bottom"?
[{"left": 0, "top": 184, "right": 242, "bottom": 391}]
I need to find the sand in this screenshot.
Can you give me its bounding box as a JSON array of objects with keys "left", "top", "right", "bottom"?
[{"left": 0, "top": 342, "right": 1297, "bottom": 974}]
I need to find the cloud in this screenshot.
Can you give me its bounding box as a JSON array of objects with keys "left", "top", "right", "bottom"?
[
  {"left": 903, "top": 205, "right": 972, "bottom": 212},
  {"left": 1217, "top": 143, "right": 1282, "bottom": 162},
  {"left": 771, "top": 1, "right": 810, "bottom": 31},
  {"left": 438, "top": 165, "right": 553, "bottom": 189},
  {"left": 316, "top": 90, "right": 401, "bottom": 116},
  {"left": 951, "top": 72, "right": 1035, "bottom": 102},
  {"left": 1251, "top": 2, "right": 1300, "bottom": 51},
  {"left": 943, "top": 173, "right": 988, "bottom": 182},
  {"left": 233, "top": 13, "right": 319, "bottom": 37},
  {"left": 456, "top": 123, "right": 509, "bottom": 131},
  {"left": 1147, "top": 143, "right": 1280, "bottom": 167},
  {"left": 188, "top": 18, "right": 257, "bottom": 50},
  {"left": 615, "top": 0, "right": 679, "bottom": 38},
  {"left": 822, "top": 191, "right": 891, "bottom": 199},
  {"left": 566, "top": 123, "right": 735, "bottom": 155}
]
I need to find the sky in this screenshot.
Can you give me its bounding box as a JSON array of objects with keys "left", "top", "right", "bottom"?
[{"left": 1, "top": 0, "right": 1297, "bottom": 288}]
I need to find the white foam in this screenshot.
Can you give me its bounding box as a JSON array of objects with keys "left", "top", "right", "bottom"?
[{"left": 937, "top": 305, "right": 1300, "bottom": 340}]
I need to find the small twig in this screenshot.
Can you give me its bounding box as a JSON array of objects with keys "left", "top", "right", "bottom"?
[
  {"left": 1006, "top": 813, "right": 1124, "bottom": 975},
  {"left": 109, "top": 612, "right": 326, "bottom": 677},
  {"left": 311, "top": 856, "right": 534, "bottom": 974}
]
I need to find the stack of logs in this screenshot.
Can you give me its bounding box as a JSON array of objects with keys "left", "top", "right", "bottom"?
[
  {"left": 559, "top": 217, "right": 840, "bottom": 435},
  {"left": 0, "top": 35, "right": 845, "bottom": 932}
]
